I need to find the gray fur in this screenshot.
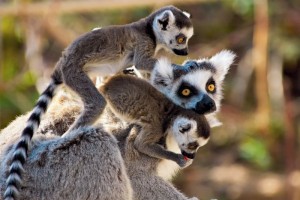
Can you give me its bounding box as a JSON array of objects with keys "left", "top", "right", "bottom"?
[
  {"left": 0, "top": 95, "right": 197, "bottom": 200},
  {"left": 4, "top": 5, "right": 193, "bottom": 199},
  {"left": 0, "top": 121, "right": 132, "bottom": 200}
]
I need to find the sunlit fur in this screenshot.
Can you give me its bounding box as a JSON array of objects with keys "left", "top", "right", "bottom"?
[
  {"left": 172, "top": 117, "right": 209, "bottom": 151},
  {"left": 157, "top": 116, "right": 208, "bottom": 181},
  {"left": 153, "top": 10, "right": 194, "bottom": 53},
  {"left": 151, "top": 50, "right": 236, "bottom": 127}
]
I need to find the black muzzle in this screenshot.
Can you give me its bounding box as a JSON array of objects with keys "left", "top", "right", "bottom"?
[
  {"left": 194, "top": 95, "right": 216, "bottom": 114},
  {"left": 172, "top": 48, "right": 188, "bottom": 56}
]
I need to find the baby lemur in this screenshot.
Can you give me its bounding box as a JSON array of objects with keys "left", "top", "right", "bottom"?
[
  {"left": 4, "top": 6, "right": 193, "bottom": 199},
  {"left": 100, "top": 74, "right": 210, "bottom": 167}
]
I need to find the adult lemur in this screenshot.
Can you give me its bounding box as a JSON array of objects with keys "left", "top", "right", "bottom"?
[{"left": 4, "top": 6, "right": 194, "bottom": 199}]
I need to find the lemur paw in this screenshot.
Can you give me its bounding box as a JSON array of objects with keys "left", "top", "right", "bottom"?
[
  {"left": 172, "top": 64, "right": 189, "bottom": 72},
  {"left": 176, "top": 155, "right": 193, "bottom": 168},
  {"left": 183, "top": 60, "right": 199, "bottom": 70},
  {"left": 123, "top": 68, "right": 136, "bottom": 76},
  {"left": 188, "top": 197, "right": 199, "bottom": 200}
]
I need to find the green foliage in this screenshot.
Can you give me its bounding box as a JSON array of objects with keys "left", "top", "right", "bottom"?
[
  {"left": 239, "top": 136, "right": 272, "bottom": 170},
  {"left": 223, "top": 0, "right": 254, "bottom": 17},
  {"left": 0, "top": 17, "right": 39, "bottom": 129}
]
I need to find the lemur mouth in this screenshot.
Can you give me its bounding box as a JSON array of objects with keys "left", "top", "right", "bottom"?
[
  {"left": 181, "top": 150, "right": 195, "bottom": 159},
  {"left": 172, "top": 48, "right": 188, "bottom": 56}
]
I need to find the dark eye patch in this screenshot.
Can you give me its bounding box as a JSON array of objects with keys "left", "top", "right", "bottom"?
[
  {"left": 177, "top": 81, "right": 198, "bottom": 98},
  {"left": 206, "top": 77, "right": 216, "bottom": 94},
  {"left": 175, "top": 33, "right": 187, "bottom": 44}
]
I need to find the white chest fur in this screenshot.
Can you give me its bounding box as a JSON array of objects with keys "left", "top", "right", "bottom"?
[
  {"left": 84, "top": 54, "right": 132, "bottom": 77},
  {"left": 156, "top": 131, "right": 181, "bottom": 181}
]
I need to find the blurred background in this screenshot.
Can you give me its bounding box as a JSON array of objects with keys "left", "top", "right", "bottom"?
[{"left": 0, "top": 0, "right": 299, "bottom": 199}]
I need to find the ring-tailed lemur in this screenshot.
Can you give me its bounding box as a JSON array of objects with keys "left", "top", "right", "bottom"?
[
  {"left": 100, "top": 74, "right": 210, "bottom": 167},
  {"left": 4, "top": 6, "right": 194, "bottom": 199},
  {"left": 151, "top": 50, "right": 236, "bottom": 128},
  {"left": 0, "top": 109, "right": 200, "bottom": 200}
]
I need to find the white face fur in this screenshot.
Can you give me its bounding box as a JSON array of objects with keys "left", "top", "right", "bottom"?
[
  {"left": 170, "top": 116, "right": 209, "bottom": 159},
  {"left": 153, "top": 9, "right": 194, "bottom": 56},
  {"left": 151, "top": 50, "right": 236, "bottom": 127}
]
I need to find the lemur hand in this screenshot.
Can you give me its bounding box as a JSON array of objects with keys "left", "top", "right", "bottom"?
[
  {"left": 172, "top": 63, "right": 190, "bottom": 72},
  {"left": 183, "top": 60, "right": 199, "bottom": 70},
  {"left": 172, "top": 60, "right": 199, "bottom": 72},
  {"left": 176, "top": 154, "right": 193, "bottom": 168}
]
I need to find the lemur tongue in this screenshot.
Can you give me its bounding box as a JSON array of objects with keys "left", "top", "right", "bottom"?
[{"left": 181, "top": 150, "right": 195, "bottom": 159}]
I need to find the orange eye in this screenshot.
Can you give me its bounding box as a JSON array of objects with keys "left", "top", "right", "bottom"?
[
  {"left": 177, "top": 37, "right": 184, "bottom": 44},
  {"left": 181, "top": 89, "right": 191, "bottom": 96},
  {"left": 207, "top": 84, "right": 215, "bottom": 92}
]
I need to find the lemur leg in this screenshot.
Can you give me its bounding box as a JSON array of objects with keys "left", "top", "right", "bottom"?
[
  {"left": 133, "top": 128, "right": 188, "bottom": 167},
  {"left": 62, "top": 69, "right": 106, "bottom": 134}
]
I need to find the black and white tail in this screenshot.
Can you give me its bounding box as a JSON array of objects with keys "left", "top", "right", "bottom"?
[{"left": 3, "top": 80, "right": 61, "bottom": 200}]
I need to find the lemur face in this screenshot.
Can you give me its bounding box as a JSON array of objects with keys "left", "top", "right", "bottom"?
[
  {"left": 153, "top": 9, "right": 193, "bottom": 56},
  {"left": 171, "top": 116, "right": 210, "bottom": 159},
  {"left": 151, "top": 50, "right": 235, "bottom": 124}
]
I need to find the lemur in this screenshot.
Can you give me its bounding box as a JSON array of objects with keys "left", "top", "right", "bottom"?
[
  {"left": 100, "top": 74, "right": 210, "bottom": 167},
  {"left": 4, "top": 6, "right": 194, "bottom": 199},
  {"left": 0, "top": 112, "right": 199, "bottom": 200},
  {"left": 1, "top": 50, "right": 235, "bottom": 199}
]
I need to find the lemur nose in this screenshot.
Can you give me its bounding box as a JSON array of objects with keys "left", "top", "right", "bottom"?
[
  {"left": 187, "top": 141, "right": 199, "bottom": 150},
  {"left": 195, "top": 95, "right": 216, "bottom": 114}
]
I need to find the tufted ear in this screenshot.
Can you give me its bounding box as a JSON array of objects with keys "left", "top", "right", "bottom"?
[
  {"left": 157, "top": 10, "right": 175, "bottom": 31},
  {"left": 183, "top": 11, "right": 191, "bottom": 18},
  {"left": 150, "top": 58, "right": 174, "bottom": 92},
  {"left": 209, "top": 50, "right": 236, "bottom": 81},
  {"left": 205, "top": 113, "right": 222, "bottom": 128}
]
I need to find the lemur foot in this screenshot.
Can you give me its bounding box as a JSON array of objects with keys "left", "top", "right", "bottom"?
[
  {"left": 188, "top": 197, "right": 199, "bottom": 200},
  {"left": 123, "top": 68, "right": 136, "bottom": 76}
]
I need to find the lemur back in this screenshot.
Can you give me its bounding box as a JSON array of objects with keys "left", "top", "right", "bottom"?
[{"left": 4, "top": 6, "right": 193, "bottom": 200}]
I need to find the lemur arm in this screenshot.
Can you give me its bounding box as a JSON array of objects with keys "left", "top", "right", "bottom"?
[
  {"left": 133, "top": 38, "right": 157, "bottom": 71},
  {"left": 133, "top": 129, "right": 188, "bottom": 167}
]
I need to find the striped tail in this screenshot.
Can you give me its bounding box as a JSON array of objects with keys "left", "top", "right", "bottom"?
[{"left": 4, "top": 80, "right": 60, "bottom": 200}]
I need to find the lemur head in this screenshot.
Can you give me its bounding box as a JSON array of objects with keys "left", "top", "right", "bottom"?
[
  {"left": 151, "top": 50, "right": 236, "bottom": 116},
  {"left": 170, "top": 114, "right": 210, "bottom": 159},
  {"left": 152, "top": 6, "right": 193, "bottom": 56}
]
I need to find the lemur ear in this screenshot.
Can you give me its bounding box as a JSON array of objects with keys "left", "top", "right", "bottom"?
[
  {"left": 209, "top": 50, "right": 236, "bottom": 81},
  {"left": 183, "top": 11, "right": 191, "bottom": 18},
  {"left": 205, "top": 113, "right": 222, "bottom": 128},
  {"left": 157, "top": 10, "right": 175, "bottom": 31},
  {"left": 150, "top": 58, "right": 174, "bottom": 92}
]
